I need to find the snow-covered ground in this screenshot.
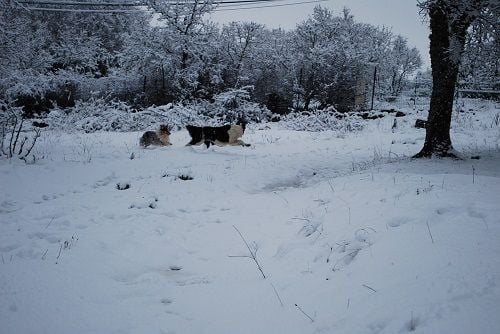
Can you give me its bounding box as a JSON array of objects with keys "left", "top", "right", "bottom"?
[{"left": 1, "top": 100, "right": 500, "bottom": 334}]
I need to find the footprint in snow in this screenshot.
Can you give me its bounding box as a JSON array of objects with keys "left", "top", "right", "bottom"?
[
  {"left": 161, "top": 298, "right": 173, "bottom": 305},
  {"left": 331, "top": 228, "right": 376, "bottom": 271},
  {"left": 436, "top": 207, "right": 454, "bottom": 215},
  {"left": 176, "top": 277, "right": 211, "bottom": 286},
  {"left": 169, "top": 265, "right": 183, "bottom": 271},
  {"left": 93, "top": 173, "right": 117, "bottom": 188},
  {"left": 129, "top": 197, "right": 158, "bottom": 209},
  {"left": 0, "top": 200, "right": 22, "bottom": 214},
  {"left": 0, "top": 243, "right": 20, "bottom": 252},
  {"left": 34, "top": 194, "right": 59, "bottom": 204},
  {"left": 467, "top": 207, "right": 486, "bottom": 219},
  {"left": 387, "top": 216, "right": 411, "bottom": 228},
  {"left": 27, "top": 232, "right": 60, "bottom": 244}
]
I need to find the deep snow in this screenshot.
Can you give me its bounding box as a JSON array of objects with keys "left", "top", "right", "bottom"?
[{"left": 1, "top": 100, "right": 500, "bottom": 334}]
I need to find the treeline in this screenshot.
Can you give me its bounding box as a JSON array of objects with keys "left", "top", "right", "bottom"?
[{"left": 2, "top": 1, "right": 428, "bottom": 117}]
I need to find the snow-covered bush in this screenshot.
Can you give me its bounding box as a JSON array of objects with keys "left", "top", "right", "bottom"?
[
  {"left": 1, "top": 71, "right": 77, "bottom": 117},
  {"left": 45, "top": 96, "right": 270, "bottom": 133},
  {"left": 200, "top": 87, "right": 271, "bottom": 123},
  {"left": 47, "top": 99, "right": 135, "bottom": 133},
  {"left": 279, "top": 107, "right": 364, "bottom": 132}
]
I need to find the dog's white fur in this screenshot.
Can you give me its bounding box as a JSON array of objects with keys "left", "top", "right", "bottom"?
[
  {"left": 228, "top": 125, "right": 244, "bottom": 143},
  {"left": 214, "top": 125, "right": 248, "bottom": 146}
]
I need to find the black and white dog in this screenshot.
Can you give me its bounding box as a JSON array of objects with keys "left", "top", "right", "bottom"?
[{"left": 186, "top": 121, "right": 250, "bottom": 148}]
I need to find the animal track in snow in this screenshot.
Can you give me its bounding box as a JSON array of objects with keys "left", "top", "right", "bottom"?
[
  {"left": 436, "top": 207, "right": 454, "bottom": 215},
  {"left": 169, "top": 265, "right": 183, "bottom": 271},
  {"left": 129, "top": 197, "right": 159, "bottom": 209},
  {"left": 330, "top": 228, "right": 376, "bottom": 271},
  {"left": 175, "top": 277, "right": 211, "bottom": 286},
  {"left": 161, "top": 298, "right": 174, "bottom": 305},
  {"left": 27, "top": 232, "right": 60, "bottom": 244},
  {"left": 0, "top": 243, "right": 20, "bottom": 252},
  {"left": 0, "top": 200, "right": 22, "bottom": 214},
  {"left": 387, "top": 216, "right": 411, "bottom": 228},
  {"left": 467, "top": 207, "right": 486, "bottom": 220},
  {"left": 93, "top": 173, "right": 117, "bottom": 188}
]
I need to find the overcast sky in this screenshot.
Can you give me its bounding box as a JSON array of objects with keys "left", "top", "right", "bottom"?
[{"left": 209, "top": 0, "right": 431, "bottom": 69}]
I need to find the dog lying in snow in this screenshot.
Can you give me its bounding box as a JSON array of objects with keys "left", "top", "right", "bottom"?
[
  {"left": 185, "top": 121, "right": 250, "bottom": 148},
  {"left": 139, "top": 124, "right": 172, "bottom": 147}
]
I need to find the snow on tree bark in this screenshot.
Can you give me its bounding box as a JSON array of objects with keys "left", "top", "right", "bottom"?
[{"left": 414, "top": 0, "right": 492, "bottom": 158}]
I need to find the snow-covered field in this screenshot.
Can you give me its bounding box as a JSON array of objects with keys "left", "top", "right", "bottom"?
[{"left": 1, "top": 100, "right": 500, "bottom": 334}]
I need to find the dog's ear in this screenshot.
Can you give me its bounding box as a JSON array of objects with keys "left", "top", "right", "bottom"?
[
  {"left": 159, "top": 124, "right": 171, "bottom": 135},
  {"left": 237, "top": 118, "right": 247, "bottom": 131}
]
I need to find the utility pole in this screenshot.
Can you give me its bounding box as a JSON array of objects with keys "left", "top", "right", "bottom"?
[{"left": 370, "top": 65, "right": 377, "bottom": 110}]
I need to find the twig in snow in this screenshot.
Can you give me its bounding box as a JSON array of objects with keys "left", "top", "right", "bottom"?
[
  {"left": 8, "top": 114, "right": 17, "bottom": 157},
  {"left": 271, "top": 283, "right": 284, "bottom": 307},
  {"left": 232, "top": 225, "right": 266, "bottom": 279},
  {"left": 273, "top": 191, "right": 289, "bottom": 205},
  {"left": 45, "top": 217, "right": 55, "bottom": 229},
  {"left": 332, "top": 248, "right": 361, "bottom": 271},
  {"left": 295, "top": 303, "right": 314, "bottom": 322},
  {"left": 41, "top": 249, "right": 48, "bottom": 260},
  {"left": 17, "top": 136, "right": 28, "bottom": 155},
  {"left": 1, "top": 254, "right": 4, "bottom": 264},
  {"left": 12, "top": 118, "right": 24, "bottom": 155},
  {"left": 347, "top": 298, "right": 350, "bottom": 310},
  {"left": 327, "top": 179, "right": 335, "bottom": 193},
  {"left": 362, "top": 284, "right": 377, "bottom": 292},
  {"left": 291, "top": 217, "right": 311, "bottom": 223},
  {"left": 389, "top": 151, "right": 400, "bottom": 159},
  {"left": 336, "top": 197, "right": 351, "bottom": 224},
  {"left": 55, "top": 243, "right": 63, "bottom": 263},
  {"left": 409, "top": 311, "right": 416, "bottom": 331},
  {"left": 326, "top": 245, "right": 333, "bottom": 263},
  {"left": 472, "top": 165, "right": 475, "bottom": 184},
  {"left": 426, "top": 221, "right": 435, "bottom": 244},
  {"left": 20, "top": 128, "right": 41, "bottom": 161}
]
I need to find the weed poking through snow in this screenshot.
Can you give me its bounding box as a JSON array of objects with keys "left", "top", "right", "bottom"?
[{"left": 230, "top": 225, "right": 266, "bottom": 279}]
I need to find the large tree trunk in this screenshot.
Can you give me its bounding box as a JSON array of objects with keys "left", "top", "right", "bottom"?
[{"left": 414, "top": 3, "right": 470, "bottom": 158}]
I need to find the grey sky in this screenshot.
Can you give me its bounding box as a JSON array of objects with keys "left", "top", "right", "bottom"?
[{"left": 210, "top": 0, "right": 431, "bottom": 69}]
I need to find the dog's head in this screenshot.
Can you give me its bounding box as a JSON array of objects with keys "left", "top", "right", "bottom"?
[
  {"left": 186, "top": 125, "right": 204, "bottom": 145},
  {"left": 236, "top": 118, "right": 247, "bottom": 132},
  {"left": 159, "top": 124, "right": 172, "bottom": 135}
]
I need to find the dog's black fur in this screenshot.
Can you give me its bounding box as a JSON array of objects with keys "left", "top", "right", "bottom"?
[
  {"left": 186, "top": 124, "right": 231, "bottom": 148},
  {"left": 186, "top": 121, "right": 248, "bottom": 148}
]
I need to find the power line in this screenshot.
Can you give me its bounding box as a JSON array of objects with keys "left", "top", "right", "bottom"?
[
  {"left": 8, "top": 0, "right": 329, "bottom": 13},
  {"left": 152, "top": 0, "right": 286, "bottom": 3},
  {"left": 214, "top": 0, "right": 328, "bottom": 11},
  {"left": 17, "top": 1, "right": 144, "bottom": 6},
  {"left": 215, "top": 0, "right": 289, "bottom": 8},
  {"left": 16, "top": 0, "right": 286, "bottom": 6},
  {"left": 6, "top": 6, "right": 145, "bottom": 11}
]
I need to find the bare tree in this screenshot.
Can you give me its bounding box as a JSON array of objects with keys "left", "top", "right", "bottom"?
[{"left": 414, "top": 0, "right": 497, "bottom": 158}]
